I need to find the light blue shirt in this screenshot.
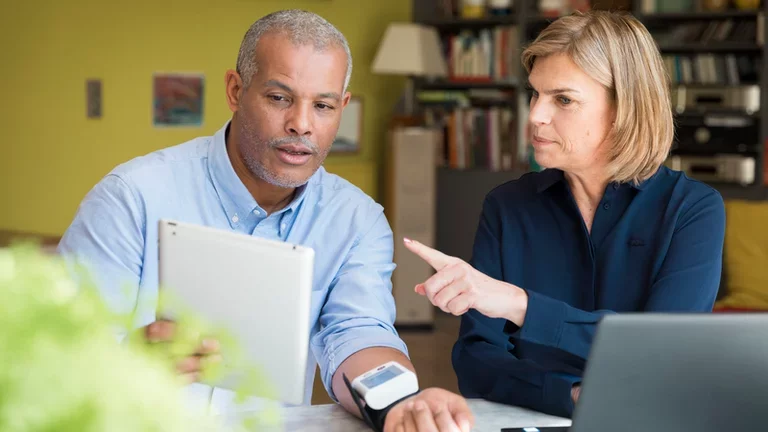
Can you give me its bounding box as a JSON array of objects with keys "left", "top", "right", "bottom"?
[{"left": 57, "top": 121, "right": 409, "bottom": 408}]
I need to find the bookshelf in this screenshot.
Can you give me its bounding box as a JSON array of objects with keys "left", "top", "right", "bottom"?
[
  {"left": 412, "top": 0, "right": 768, "bottom": 260},
  {"left": 633, "top": 1, "right": 767, "bottom": 196},
  {"left": 413, "top": 0, "right": 768, "bottom": 186}
]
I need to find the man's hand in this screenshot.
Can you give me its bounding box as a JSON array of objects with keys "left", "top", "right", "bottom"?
[
  {"left": 383, "top": 388, "right": 473, "bottom": 432},
  {"left": 144, "top": 319, "right": 221, "bottom": 383}
]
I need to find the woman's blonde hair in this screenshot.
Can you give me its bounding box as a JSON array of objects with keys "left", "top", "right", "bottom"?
[{"left": 522, "top": 10, "right": 673, "bottom": 185}]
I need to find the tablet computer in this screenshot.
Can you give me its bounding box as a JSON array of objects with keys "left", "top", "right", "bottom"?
[{"left": 157, "top": 219, "right": 314, "bottom": 405}]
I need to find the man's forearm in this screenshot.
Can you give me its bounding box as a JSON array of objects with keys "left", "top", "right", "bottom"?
[{"left": 331, "top": 347, "right": 414, "bottom": 417}]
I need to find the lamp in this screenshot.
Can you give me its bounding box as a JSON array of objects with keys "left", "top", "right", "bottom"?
[{"left": 372, "top": 23, "right": 448, "bottom": 116}]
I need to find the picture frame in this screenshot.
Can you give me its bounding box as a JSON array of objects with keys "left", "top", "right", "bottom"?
[
  {"left": 153, "top": 72, "right": 204, "bottom": 127},
  {"left": 331, "top": 96, "right": 363, "bottom": 154}
]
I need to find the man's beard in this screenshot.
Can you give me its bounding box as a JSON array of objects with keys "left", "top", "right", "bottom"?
[{"left": 238, "top": 117, "right": 328, "bottom": 189}]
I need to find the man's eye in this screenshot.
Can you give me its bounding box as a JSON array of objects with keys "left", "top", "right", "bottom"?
[
  {"left": 316, "top": 103, "right": 333, "bottom": 110},
  {"left": 270, "top": 95, "right": 287, "bottom": 102}
]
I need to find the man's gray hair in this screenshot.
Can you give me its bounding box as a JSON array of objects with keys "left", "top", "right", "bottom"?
[{"left": 236, "top": 9, "right": 352, "bottom": 92}]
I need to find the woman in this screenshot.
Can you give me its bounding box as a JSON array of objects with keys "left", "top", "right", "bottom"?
[{"left": 404, "top": 10, "right": 725, "bottom": 418}]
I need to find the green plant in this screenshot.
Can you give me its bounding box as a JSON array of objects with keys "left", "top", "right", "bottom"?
[{"left": 0, "top": 244, "right": 280, "bottom": 431}]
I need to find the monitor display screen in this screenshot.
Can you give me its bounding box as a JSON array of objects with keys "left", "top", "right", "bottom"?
[{"left": 361, "top": 365, "right": 404, "bottom": 388}]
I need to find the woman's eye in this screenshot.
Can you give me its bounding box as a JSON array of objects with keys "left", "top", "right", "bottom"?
[{"left": 558, "top": 96, "right": 572, "bottom": 105}]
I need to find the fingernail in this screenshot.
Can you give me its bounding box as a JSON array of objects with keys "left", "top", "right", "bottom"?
[
  {"left": 460, "top": 418, "right": 471, "bottom": 432},
  {"left": 403, "top": 237, "right": 412, "bottom": 244}
]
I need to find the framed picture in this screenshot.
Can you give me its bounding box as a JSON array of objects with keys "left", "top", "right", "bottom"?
[
  {"left": 153, "top": 73, "right": 204, "bottom": 127},
  {"left": 332, "top": 96, "right": 363, "bottom": 153}
]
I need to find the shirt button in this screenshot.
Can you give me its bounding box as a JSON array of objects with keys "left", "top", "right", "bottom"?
[
  {"left": 603, "top": 202, "right": 611, "bottom": 210},
  {"left": 231, "top": 214, "right": 239, "bottom": 223},
  {"left": 253, "top": 209, "right": 261, "bottom": 216},
  {"left": 281, "top": 223, "right": 287, "bottom": 231}
]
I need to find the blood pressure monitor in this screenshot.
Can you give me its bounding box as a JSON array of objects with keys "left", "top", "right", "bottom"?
[
  {"left": 351, "top": 361, "right": 419, "bottom": 409},
  {"left": 343, "top": 361, "right": 420, "bottom": 431}
]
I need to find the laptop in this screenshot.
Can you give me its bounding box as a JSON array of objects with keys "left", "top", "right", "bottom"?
[
  {"left": 513, "top": 313, "right": 768, "bottom": 432},
  {"left": 157, "top": 219, "right": 314, "bottom": 405}
]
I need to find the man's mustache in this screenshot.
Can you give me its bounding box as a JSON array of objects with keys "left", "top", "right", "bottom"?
[{"left": 268, "top": 136, "right": 319, "bottom": 154}]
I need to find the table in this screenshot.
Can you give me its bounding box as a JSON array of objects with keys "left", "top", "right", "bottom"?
[
  {"left": 234, "top": 399, "right": 572, "bottom": 432},
  {"left": 0, "top": 230, "right": 60, "bottom": 248}
]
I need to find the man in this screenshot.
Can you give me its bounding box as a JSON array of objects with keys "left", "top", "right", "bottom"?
[{"left": 58, "top": 9, "right": 473, "bottom": 432}]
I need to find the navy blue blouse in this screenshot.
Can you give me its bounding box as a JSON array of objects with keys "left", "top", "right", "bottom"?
[{"left": 452, "top": 166, "right": 726, "bottom": 418}]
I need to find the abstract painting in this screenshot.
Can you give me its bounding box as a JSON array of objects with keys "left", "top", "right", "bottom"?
[{"left": 153, "top": 73, "right": 204, "bottom": 127}]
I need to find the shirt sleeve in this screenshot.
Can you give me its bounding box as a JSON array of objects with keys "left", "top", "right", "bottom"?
[
  {"left": 453, "top": 195, "right": 581, "bottom": 417},
  {"left": 310, "top": 209, "right": 409, "bottom": 402},
  {"left": 514, "top": 189, "right": 725, "bottom": 360},
  {"left": 57, "top": 173, "right": 146, "bottom": 325}
]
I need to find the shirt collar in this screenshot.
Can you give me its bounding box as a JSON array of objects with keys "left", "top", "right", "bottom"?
[
  {"left": 535, "top": 169, "right": 565, "bottom": 193},
  {"left": 535, "top": 167, "right": 659, "bottom": 193},
  {"left": 632, "top": 167, "right": 662, "bottom": 190},
  {"left": 208, "top": 121, "right": 311, "bottom": 228}
]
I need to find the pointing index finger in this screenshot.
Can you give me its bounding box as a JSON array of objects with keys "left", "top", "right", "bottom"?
[{"left": 403, "top": 238, "right": 455, "bottom": 271}]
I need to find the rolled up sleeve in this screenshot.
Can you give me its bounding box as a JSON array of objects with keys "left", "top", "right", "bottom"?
[{"left": 310, "top": 210, "right": 409, "bottom": 401}]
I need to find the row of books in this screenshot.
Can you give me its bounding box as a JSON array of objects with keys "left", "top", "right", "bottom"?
[
  {"left": 437, "top": 107, "right": 522, "bottom": 171},
  {"left": 651, "top": 19, "right": 762, "bottom": 45},
  {"left": 639, "top": 0, "right": 756, "bottom": 14},
  {"left": 663, "top": 54, "right": 759, "bottom": 85},
  {"left": 434, "top": 0, "right": 515, "bottom": 18},
  {"left": 445, "top": 26, "right": 520, "bottom": 83}
]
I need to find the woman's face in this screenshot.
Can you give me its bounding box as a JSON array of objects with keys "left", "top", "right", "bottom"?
[{"left": 527, "top": 53, "right": 616, "bottom": 176}]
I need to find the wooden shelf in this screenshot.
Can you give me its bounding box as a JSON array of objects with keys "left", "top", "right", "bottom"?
[
  {"left": 671, "top": 82, "right": 760, "bottom": 88},
  {"left": 638, "top": 10, "right": 760, "bottom": 22},
  {"left": 419, "top": 100, "right": 517, "bottom": 108},
  {"left": 417, "top": 79, "right": 518, "bottom": 90},
  {"left": 423, "top": 14, "right": 574, "bottom": 30},
  {"left": 674, "top": 110, "right": 760, "bottom": 118},
  {"left": 424, "top": 15, "right": 516, "bottom": 30},
  {"left": 658, "top": 42, "right": 762, "bottom": 53}
]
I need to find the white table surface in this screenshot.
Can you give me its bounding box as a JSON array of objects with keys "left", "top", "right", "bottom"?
[{"left": 234, "top": 399, "right": 572, "bottom": 432}]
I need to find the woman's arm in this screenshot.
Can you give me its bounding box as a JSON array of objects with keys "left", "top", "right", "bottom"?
[
  {"left": 406, "top": 188, "right": 725, "bottom": 417},
  {"left": 452, "top": 195, "right": 581, "bottom": 417},
  {"left": 452, "top": 309, "right": 582, "bottom": 417}
]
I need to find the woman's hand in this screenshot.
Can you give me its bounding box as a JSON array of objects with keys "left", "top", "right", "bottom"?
[{"left": 403, "top": 238, "right": 529, "bottom": 326}]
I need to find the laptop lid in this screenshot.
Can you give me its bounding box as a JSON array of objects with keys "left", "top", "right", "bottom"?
[{"left": 571, "top": 313, "right": 768, "bottom": 432}]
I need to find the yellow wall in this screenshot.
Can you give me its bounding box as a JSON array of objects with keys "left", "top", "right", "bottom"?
[{"left": 0, "top": 0, "right": 409, "bottom": 236}]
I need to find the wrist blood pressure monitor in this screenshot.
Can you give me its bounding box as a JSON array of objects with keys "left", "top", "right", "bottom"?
[
  {"left": 343, "top": 361, "right": 420, "bottom": 431},
  {"left": 352, "top": 361, "right": 419, "bottom": 409}
]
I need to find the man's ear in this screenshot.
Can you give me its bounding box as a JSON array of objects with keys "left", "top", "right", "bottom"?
[
  {"left": 341, "top": 92, "right": 352, "bottom": 109},
  {"left": 224, "top": 70, "right": 245, "bottom": 113}
]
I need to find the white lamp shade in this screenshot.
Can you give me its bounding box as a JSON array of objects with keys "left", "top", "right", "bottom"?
[{"left": 371, "top": 23, "right": 448, "bottom": 78}]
